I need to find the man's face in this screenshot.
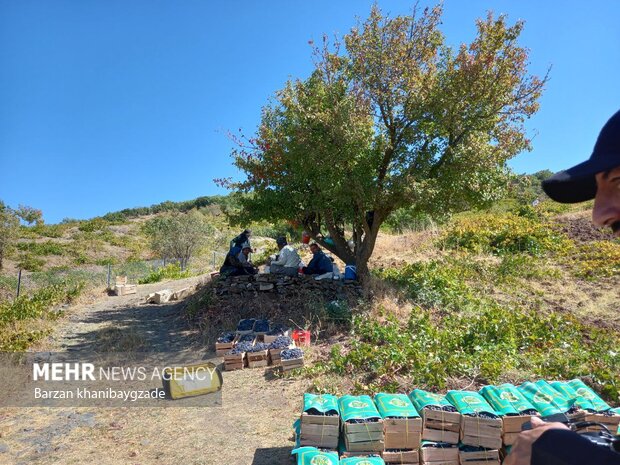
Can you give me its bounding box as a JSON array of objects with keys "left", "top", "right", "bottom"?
[
  {"left": 593, "top": 165, "right": 620, "bottom": 237},
  {"left": 310, "top": 245, "right": 319, "bottom": 254},
  {"left": 242, "top": 248, "right": 250, "bottom": 257}
]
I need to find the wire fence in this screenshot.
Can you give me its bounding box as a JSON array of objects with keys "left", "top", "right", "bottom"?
[{"left": 0, "top": 251, "right": 230, "bottom": 303}]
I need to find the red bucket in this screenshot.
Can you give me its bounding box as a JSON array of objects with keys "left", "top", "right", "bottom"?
[
  {"left": 301, "top": 231, "right": 311, "bottom": 244},
  {"left": 292, "top": 329, "right": 311, "bottom": 347}
]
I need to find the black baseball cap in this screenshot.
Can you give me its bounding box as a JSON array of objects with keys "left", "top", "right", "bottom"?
[{"left": 542, "top": 109, "right": 620, "bottom": 203}]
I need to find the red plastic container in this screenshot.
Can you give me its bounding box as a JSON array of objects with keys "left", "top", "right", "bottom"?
[
  {"left": 301, "top": 231, "right": 311, "bottom": 244},
  {"left": 292, "top": 329, "right": 311, "bottom": 347}
]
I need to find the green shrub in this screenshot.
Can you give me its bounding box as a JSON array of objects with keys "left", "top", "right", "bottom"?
[
  {"left": 78, "top": 218, "right": 109, "bottom": 232},
  {"left": 439, "top": 213, "right": 570, "bottom": 256},
  {"left": 138, "top": 263, "right": 191, "bottom": 284},
  {"left": 16, "top": 241, "right": 65, "bottom": 256},
  {"left": 324, "top": 300, "right": 352, "bottom": 325},
  {"left": 375, "top": 261, "right": 477, "bottom": 310},
  {"left": 383, "top": 208, "right": 444, "bottom": 233},
  {"left": 17, "top": 254, "right": 46, "bottom": 272},
  {"left": 322, "top": 304, "right": 619, "bottom": 400},
  {"left": 0, "top": 281, "right": 84, "bottom": 351}
]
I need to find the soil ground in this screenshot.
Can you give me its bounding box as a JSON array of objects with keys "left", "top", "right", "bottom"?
[{"left": 0, "top": 275, "right": 308, "bottom": 465}]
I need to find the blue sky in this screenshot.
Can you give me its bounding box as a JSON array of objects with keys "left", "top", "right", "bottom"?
[{"left": 1, "top": 0, "right": 619, "bottom": 223}]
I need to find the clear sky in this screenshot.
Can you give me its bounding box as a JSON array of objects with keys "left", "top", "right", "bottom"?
[{"left": 1, "top": 0, "right": 619, "bottom": 223}]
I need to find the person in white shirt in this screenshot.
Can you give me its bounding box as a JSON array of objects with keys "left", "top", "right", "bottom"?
[{"left": 268, "top": 237, "right": 301, "bottom": 277}]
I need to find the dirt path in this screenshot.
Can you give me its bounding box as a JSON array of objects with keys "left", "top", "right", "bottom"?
[{"left": 0, "top": 276, "right": 307, "bottom": 465}]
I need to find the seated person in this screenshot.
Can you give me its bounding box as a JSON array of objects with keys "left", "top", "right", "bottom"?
[
  {"left": 237, "top": 246, "right": 258, "bottom": 274},
  {"left": 268, "top": 237, "right": 301, "bottom": 277},
  {"left": 219, "top": 245, "right": 256, "bottom": 277},
  {"left": 303, "top": 243, "right": 333, "bottom": 276}
]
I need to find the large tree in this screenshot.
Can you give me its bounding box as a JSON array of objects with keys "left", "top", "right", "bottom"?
[
  {"left": 224, "top": 5, "right": 547, "bottom": 281},
  {"left": 144, "top": 211, "right": 211, "bottom": 270}
]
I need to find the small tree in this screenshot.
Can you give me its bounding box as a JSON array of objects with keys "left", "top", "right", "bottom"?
[
  {"left": 0, "top": 201, "right": 20, "bottom": 271},
  {"left": 223, "top": 5, "right": 546, "bottom": 282},
  {"left": 144, "top": 210, "right": 211, "bottom": 270},
  {"left": 16, "top": 204, "right": 43, "bottom": 226}
]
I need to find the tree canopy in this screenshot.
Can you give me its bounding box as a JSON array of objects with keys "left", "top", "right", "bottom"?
[{"left": 223, "top": 4, "right": 547, "bottom": 280}]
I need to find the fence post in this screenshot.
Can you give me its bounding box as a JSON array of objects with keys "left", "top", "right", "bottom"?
[
  {"left": 16, "top": 269, "right": 22, "bottom": 299},
  {"left": 107, "top": 263, "right": 111, "bottom": 289}
]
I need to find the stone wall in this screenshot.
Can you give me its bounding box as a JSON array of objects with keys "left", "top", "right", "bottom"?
[{"left": 213, "top": 273, "right": 363, "bottom": 301}]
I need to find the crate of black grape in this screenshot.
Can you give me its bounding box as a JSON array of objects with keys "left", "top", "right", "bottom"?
[
  {"left": 446, "top": 390, "right": 502, "bottom": 450},
  {"left": 299, "top": 393, "right": 340, "bottom": 449},
  {"left": 246, "top": 343, "right": 270, "bottom": 369},
  {"left": 281, "top": 348, "right": 304, "bottom": 371},
  {"left": 409, "top": 390, "right": 461, "bottom": 444},
  {"left": 550, "top": 379, "right": 620, "bottom": 433},
  {"left": 233, "top": 332, "right": 256, "bottom": 346},
  {"left": 420, "top": 441, "right": 459, "bottom": 464},
  {"left": 268, "top": 336, "right": 295, "bottom": 366},
  {"left": 236, "top": 318, "right": 256, "bottom": 335},
  {"left": 215, "top": 331, "right": 236, "bottom": 356},
  {"left": 382, "top": 448, "right": 419, "bottom": 464},
  {"left": 479, "top": 384, "right": 539, "bottom": 446},
  {"left": 263, "top": 324, "right": 291, "bottom": 344},
  {"left": 375, "top": 392, "right": 422, "bottom": 449},
  {"left": 339, "top": 395, "right": 385, "bottom": 454},
  {"left": 459, "top": 444, "right": 500, "bottom": 465},
  {"left": 224, "top": 341, "right": 254, "bottom": 371},
  {"left": 252, "top": 318, "right": 271, "bottom": 337}
]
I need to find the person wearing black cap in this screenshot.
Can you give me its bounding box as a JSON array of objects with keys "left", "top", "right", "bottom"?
[
  {"left": 542, "top": 109, "right": 620, "bottom": 237},
  {"left": 506, "top": 110, "right": 620, "bottom": 465}
]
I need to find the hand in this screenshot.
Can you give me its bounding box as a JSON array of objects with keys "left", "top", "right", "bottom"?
[{"left": 504, "top": 416, "right": 570, "bottom": 465}]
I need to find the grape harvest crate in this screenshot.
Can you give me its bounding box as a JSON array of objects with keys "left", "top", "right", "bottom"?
[
  {"left": 382, "top": 448, "right": 419, "bottom": 464},
  {"left": 264, "top": 330, "right": 291, "bottom": 344},
  {"left": 420, "top": 409, "right": 461, "bottom": 444},
  {"left": 223, "top": 352, "right": 245, "bottom": 371},
  {"left": 459, "top": 447, "right": 500, "bottom": 465},
  {"left": 383, "top": 417, "right": 422, "bottom": 449},
  {"left": 420, "top": 442, "right": 459, "bottom": 464},
  {"left": 233, "top": 334, "right": 256, "bottom": 345},
  {"left": 501, "top": 415, "right": 536, "bottom": 445},
  {"left": 299, "top": 413, "right": 340, "bottom": 449},
  {"left": 215, "top": 341, "right": 234, "bottom": 357},
  {"left": 268, "top": 342, "right": 295, "bottom": 366},
  {"left": 343, "top": 420, "right": 385, "bottom": 453},
  {"left": 573, "top": 411, "right": 620, "bottom": 433},
  {"left": 281, "top": 356, "right": 304, "bottom": 372},
  {"left": 246, "top": 350, "right": 269, "bottom": 368},
  {"left": 460, "top": 415, "right": 502, "bottom": 449}
]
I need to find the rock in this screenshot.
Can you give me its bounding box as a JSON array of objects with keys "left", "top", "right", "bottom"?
[
  {"left": 171, "top": 287, "right": 191, "bottom": 300},
  {"left": 152, "top": 289, "right": 173, "bottom": 304},
  {"left": 259, "top": 283, "right": 274, "bottom": 291}
]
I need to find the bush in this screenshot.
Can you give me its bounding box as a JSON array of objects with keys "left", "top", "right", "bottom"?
[
  {"left": 16, "top": 241, "right": 65, "bottom": 256},
  {"left": 17, "top": 254, "right": 46, "bottom": 272},
  {"left": 375, "top": 261, "right": 477, "bottom": 310},
  {"left": 138, "top": 263, "right": 191, "bottom": 284},
  {"left": 0, "top": 281, "right": 84, "bottom": 350},
  {"left": 439, "top": 213, "right": 570, "bottom": 256},
  {"left": 383, "top": 208, "right": 444, "bottom": 233}
]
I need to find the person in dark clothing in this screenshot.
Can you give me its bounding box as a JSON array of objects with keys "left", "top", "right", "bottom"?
[
  {"left": 230, "top": 229, "right": 252, "bottom": 250},
  {"left": 505, "top": 416, "right": 619, "bottom": 465},
  {"left": 302, "top": 243, "right": 333, "bottom": 275},
  {"left": 219, "top": 245, "right": 256, "bottom": 277},
  {"left": 505, "top": 109, "right": 620, "bottom": 465}
]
